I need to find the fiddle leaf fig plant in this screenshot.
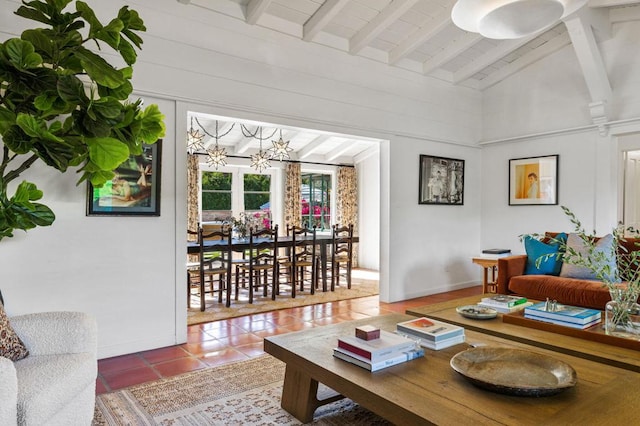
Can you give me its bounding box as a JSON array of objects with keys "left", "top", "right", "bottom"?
[{"left": 0, "top": 0, "right": 166, "bottom": 240}]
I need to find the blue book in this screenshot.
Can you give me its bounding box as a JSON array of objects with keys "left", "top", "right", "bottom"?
[
  {"left": 524, "top": 313, "right": 601, "bottom": 330},
  {"left": 524, "top": 302, "right": 601, "bottom": 325}
]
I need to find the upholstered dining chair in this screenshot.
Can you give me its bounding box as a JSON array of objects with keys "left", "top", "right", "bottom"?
[
  {"left": 280, "top": 225, "right": 317, "bottom": 298},
  {"left": 187, "top": 226, "right": 233, "bottom": 310},
  {"left": 331, "top": 224, "right": 354, "bottom": 291},
  {"left": 238, "top": 225, "right": 279, "bottom": 303}
]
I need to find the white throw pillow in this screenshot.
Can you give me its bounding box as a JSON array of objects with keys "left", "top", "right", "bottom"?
[{"left": 559, "top": 233, "right": 618, "bottom": 282}]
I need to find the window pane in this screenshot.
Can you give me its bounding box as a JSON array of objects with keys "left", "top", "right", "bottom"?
[
  {"left": 301, "top": 173, "right": 331, "bottom": 230},
  {"left": 201, "top": 171, "right": 232, "bottom": 221},
  {"left": 202, "top": 171, "right": 231, "bottom": 190},
  {"left": 245, "top": 193, "right": 270, "bottom": 210},
  {"left": 244, "top": 174, "right": 270, "bottom": 191},
  {"left": 202, "top": 192, "right": 231, "bottom": 210},
  {"left": 244, "top": 174, "right": 270, "bottom": 211}
]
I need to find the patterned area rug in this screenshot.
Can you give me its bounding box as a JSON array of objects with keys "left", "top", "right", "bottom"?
[
  {"left": 93, "top": 355, "right": 392, "bottom": 425},
  {"left": 188, "top": 270, "right": 379, "bottom": 325}
]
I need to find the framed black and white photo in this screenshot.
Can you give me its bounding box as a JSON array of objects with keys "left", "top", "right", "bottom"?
[
  {"left": 87, "top": 140, "right": 162, "bottom": 216},
  {"left": 419, "top": 155, "right": 464, "bottom": 205},
  {"left": 508, "top": 154, "right": 558, "bottom": 206}
]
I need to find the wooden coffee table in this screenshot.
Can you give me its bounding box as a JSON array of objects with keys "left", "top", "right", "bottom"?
[
  {"left": 406, "top": 294, "right": 640, "bottom": 372},
  {"left": 264, "top": 313, "right": 640, "bottom": 425}
]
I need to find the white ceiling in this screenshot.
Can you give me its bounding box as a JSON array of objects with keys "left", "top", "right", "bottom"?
[{"left": 182, "top": 0, "right": 640, "bottom": 164}]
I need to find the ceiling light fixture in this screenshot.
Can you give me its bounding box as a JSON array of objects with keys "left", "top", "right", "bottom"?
[
  {"left": 186, "top": 116, "right": 205, "bottom": 154},
  {"left": 205, "top": 120, "right": 230, "bottom": 169},
  {"left": 250, "top": 127, "right": 271, "bottom": 172},
  {"left": 270, "top": 129, "right": 293, "bottom": 161},
  {"left": 451, "top": 0, "right": 588, "bottom": 39}
]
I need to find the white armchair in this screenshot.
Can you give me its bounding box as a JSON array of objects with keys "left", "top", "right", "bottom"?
[{"left": 0, "top": 311, "right": 97, "bottom": 426}]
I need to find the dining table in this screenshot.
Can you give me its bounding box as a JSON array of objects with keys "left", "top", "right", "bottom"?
[{"left": 187, "top": 234, "right": 358, "bottom": 294}]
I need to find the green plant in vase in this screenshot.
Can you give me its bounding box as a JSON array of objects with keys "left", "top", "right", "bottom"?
[
  {"left": 0, "top": 0, "right": 165, "bottom": 240},
  {"left": 538, "top": 206, "right": 640, "bottom": 338}
]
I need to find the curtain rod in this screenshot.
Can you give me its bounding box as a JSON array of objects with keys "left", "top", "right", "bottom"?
[{"left": 193, "top": 152, "right": 355, "bottom": 168}]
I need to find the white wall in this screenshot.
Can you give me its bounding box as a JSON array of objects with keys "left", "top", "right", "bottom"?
[
  {"left": 0, "top": 0, "right": 482, "bottom": 358},
  {"left": 480, "top": 20, "right": 640, "bottom": 253}
]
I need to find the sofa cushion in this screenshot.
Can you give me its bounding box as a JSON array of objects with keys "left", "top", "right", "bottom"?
[
  {"left": 508, "top": 275, "right": 612, "bottom": 310},
  {"left": 14, "top": 352, "right": 96, "bottom": 425},
  {"left": 0, "top": 303, "right": 29, "bottom": 361},
  {"left": 560, "top": 233, "right": 618, "bottom": 282},
  {"left": 524, "top": 233, "right": 567, "bottom": 275}
]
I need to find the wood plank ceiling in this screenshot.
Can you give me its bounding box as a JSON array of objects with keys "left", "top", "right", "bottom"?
[{"left": 180, "top": 0, "right": 640, "bottom": 164}]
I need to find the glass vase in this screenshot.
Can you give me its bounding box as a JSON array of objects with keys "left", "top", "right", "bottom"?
[{"left": 605, "top": 287, "right": 640, "bottom": 340}]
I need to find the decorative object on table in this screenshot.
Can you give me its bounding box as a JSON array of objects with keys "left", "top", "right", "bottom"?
[
  {"left": 456, "top": 305, "right": 498, "bottom": 320},
  {"left": 355, "top": 325, "right": 380, "bottom": 341},
  {"left": 0, "top": 1, "right": 165, "bottom": 240},
  {"left": 450, "top": 347, "right": 577, "bottom": 397},
  {"left": 227, "top": 211, "right": 271, "bottom": 240},
  {"left": 524, "top": 300, "right": 601, "bottom": 330},
  {"left": 537, "top": 206, "right": 640, "bottom": 339},
  {"left": 87, "top": 141, "right": 162, "bottom": 216},
  {"left": 418, "top": 155, "right": 464, "bottom": 205},
  {"left": 508, "top": 155, "right": 558, "bottom": 206},
  {"left": 337, "top": 330, "right": 416, "bottom": 363},
  {"left": 396, "top": 317, "right": 465, "bottom": 350}
]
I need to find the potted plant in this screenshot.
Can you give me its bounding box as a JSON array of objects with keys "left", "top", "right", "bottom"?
[
  {"left": 539, "top": 206, "right": 640, "bottom": 338},
  {"left": 0, "top": 0, "right": 165, "bottom": 240}
]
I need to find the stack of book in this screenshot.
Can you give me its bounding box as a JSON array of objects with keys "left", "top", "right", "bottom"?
[
  {"left": 524, "top": 302, "right": 601, "bottom": 329},
  {"left": 396, "top": 317, "right": 465, "bottom": 350},
  {"left": 478, "top": 295, "right": 533, "bottom": 313},
  {"left": 334, "top": 330, "right": 424, "bottom": 372}
]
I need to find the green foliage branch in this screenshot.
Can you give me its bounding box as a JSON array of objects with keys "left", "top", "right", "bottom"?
[
  {"left": 0, "top": 0, "right": 165, "bottom": 240},
  {"left": 527, "top": 206, "right": 640, "bottom": 327}
]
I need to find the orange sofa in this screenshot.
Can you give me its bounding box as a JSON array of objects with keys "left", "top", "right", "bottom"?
[{"left": 495, "top": 234, "right": 640, "bottom": 310}]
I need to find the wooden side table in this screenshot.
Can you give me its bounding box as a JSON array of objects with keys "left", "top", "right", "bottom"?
[{"left": 472, "top": 257, "right": 499, "bottom": 293}]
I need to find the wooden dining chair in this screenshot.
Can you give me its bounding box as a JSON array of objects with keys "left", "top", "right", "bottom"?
[
  {"left": 280, "top": 226, "right": 318, "bottom": 298},
  {"left": 187, "top": 226, "right": 233, "bottom": 310},
  {"left": 331, "top": 223, "right": 354, "bottom": 291},
  {"left": 238, "top": 225, "right": 279, "bottom": 303}
]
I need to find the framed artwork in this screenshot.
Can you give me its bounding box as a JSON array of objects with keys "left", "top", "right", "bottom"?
[
  {"left": 87, "top": 140, "right": 162, "bottom": 216},
  {"left": 419, "top": 154, "right": 465, "bottom": 205},
  {"left": 509, "top": 154, "right": 558, "bottom": 205}
]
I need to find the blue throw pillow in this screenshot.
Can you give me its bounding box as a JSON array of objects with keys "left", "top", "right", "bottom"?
[{"left": 524, "top": 233, "right": 567, "bottom": 275}]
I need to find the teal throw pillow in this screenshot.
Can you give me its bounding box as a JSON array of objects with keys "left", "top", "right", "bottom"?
[{"left": 524, "top": 233, "right": 567, "bottom": 275}]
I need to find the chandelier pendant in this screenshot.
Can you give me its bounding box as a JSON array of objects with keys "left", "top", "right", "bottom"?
[
  {"left": 206, "top": 144, "right": 228, "bottom": 169},
  {"left": 270, "top": 130, "right": 293, "bottom": 161},
  {"left": 186, "top": 117, "right": 205, "bottom": 154}
]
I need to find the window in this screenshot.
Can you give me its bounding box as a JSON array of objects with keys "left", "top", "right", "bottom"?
[
  {"left": 201, "top": 171, "right": 232, "bottom": 221},
  {"left": 244, "top": 173, "right": 271, "bottom": 212},
  {"left": 301, "top": 173, "right": 331, "bottom": 231},
  {"left": 200, "top": 168, "right": 273, "bottom": 222}
]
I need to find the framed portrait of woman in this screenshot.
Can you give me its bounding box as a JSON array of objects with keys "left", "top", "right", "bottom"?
[
  {"left": 508, "top": 154, "right": 558, "bottom": 206},
  {"left": 86, "top": 140, "right": 162, "bottom": 216}
]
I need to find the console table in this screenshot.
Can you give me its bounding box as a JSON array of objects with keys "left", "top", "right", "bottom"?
[{"left": 471, "top": 257, "right": 499, "bottom": 293}]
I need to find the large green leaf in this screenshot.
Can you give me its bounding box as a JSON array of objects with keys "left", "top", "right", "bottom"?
[
  {"left": 4, "top": 38, "right": 43, "bottom": 70},
  {"left": 2, "top": 125, "right": 33, "bottom": 154},
  {"left": 137, "top": 104, "right": 166, "bottom": 143},
  {"left": 21, "top": 29, "right": 54, "bottom": 60},
  {"left": 86, "top": 137, "right": 130, "bottom": 170},
  {"left": 57, "top": 74, "right": 88, "bottom": 104},
  {"left": 74, "top": 46, "right": 125, "bottom": 89},
  {"left": 0, "top": 107, "right": 16, "bottom": 134}
]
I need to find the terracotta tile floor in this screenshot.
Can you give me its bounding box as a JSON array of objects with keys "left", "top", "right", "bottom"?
[{"left": 96, "top": 286, "right": 482, "bottom": 394}]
